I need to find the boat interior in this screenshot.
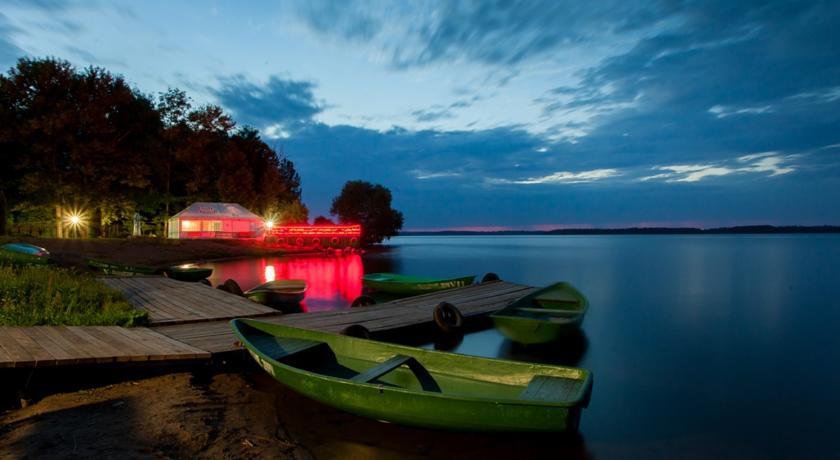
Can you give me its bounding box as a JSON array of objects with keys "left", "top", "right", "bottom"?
[{"left": 243, "top": 322, "right": 585, "bottom": 404}]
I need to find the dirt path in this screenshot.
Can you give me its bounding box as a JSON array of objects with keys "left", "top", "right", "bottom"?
[{"left": 0, "top": 373, "right": 312, "bottom": 459}]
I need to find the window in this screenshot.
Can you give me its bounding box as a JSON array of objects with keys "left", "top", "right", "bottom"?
[
  {"left": 181, "top": 220, "right": 199, "bottom": 232},
  {"left": 202, "top": 220, "right": 222, "bottom": 232}
]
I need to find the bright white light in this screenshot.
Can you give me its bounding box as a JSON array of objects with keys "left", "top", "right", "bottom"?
[
  {"left": 265, "top": 220, "right": 275, "bottom": 229},
  {"left": 69, "top": 215, "right": 81, "bottom": 225}
]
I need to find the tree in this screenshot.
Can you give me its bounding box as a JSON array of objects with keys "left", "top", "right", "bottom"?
[
  {"left": 313, "top": 215, "right": 334, "bottom": 225},
  {"left": 330, "top": 180, "right": 403, "bottom": 246}
]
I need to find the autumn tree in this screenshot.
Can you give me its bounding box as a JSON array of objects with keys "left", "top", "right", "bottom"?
[{"left": 330, "top": 181, "right": 403, "bottom": 245}]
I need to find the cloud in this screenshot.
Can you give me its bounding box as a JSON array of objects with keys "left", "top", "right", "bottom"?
[
  {"left": 0, "top": 13, "right": 23, "bottom": 69},
  {"left": 210, "top": 74, "right": 324, "bottom": 130},
  {"left": 642, "top": 153, "right": 798, "bottom": 183},
  {"left": 489, "top": 168, "right": 620, "bottom": 185},
  {"left": 410, "top": 95, "right": 483, "bottom": 123},
  {"left": 708, "top": 104, "right": 773, "bottom": 118},
  {"left": 412, "top": 169, "right": 462, "bottom": 180},
  {"left": 294, "top": 1, "right": 663, "bottom": 68}
]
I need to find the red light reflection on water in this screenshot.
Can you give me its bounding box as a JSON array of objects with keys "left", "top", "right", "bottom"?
[{"left": 206, "top": 254, "right": 363, "bottom": 312}]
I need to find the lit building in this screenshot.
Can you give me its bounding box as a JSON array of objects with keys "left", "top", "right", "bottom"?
[
  {"left": 167, "top": 202, "right": 362, "bottom": 249},
  {"left": 167, "top": 202, "right": 263, "bottom": 239}
]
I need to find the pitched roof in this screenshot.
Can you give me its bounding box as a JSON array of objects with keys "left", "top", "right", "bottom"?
[{"left": 172, "top": 202, "right": 262, "bottom": 220}]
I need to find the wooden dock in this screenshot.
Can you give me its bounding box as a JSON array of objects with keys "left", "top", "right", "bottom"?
[
  {"left": 100, "top": 277, "right": 277, "bottom": 325},
  {"left": 154, "top": 280, "right": 536, "bottom": 353},
  {"left": 0, "top": 326, "right": 209, "bottom": 368},
  {"left": 0, "top": 277, "right": 534, "bottom": 368}
]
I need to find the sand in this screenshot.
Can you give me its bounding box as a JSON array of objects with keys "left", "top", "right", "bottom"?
[{"left": 0, "top": 372, "right": 312, "bottom": 459}]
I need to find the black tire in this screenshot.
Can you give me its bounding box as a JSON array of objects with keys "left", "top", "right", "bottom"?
[
  {"left": 199, "top": 278, "right": 212, "bottom": 287},
  {"left": 350, "top": 295, "right": 377, "bottom": 308},
  {"left": 480, "top": 272, "right": 500, "bottom": 283},
  {"left": 340, "top": 324, "right": 371, "bottom": 339},
  {"left": 218, "top": 279, "right": 243, "bottom": 296},
  {"left": 433, "top": 302, "right": 464, "bottom": 333}
]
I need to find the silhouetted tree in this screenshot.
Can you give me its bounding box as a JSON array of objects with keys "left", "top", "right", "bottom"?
[
  {"left": 313, "top": 215, "right": 334, "bottom": 225},
  {"left": 330, "top": 180, "right": 403, "bottom": 245}
]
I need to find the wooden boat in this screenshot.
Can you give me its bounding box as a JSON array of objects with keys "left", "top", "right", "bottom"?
[
  {"left": 231, "top": 318, "right": 592, "bottom": 432},
  {"left": 244, "top": 279, "right": 307, "bottom": 305},
  {"left": 491, "top": 282, "right": 589, "bottom": 345},
  {"left": 164, "top": 264, "right": 213, "bottom": 282},
  {"left": 363, "top": 273, "right": 475, "bottom": 295},
  {"left": 86, "top": 258, "right": 157, "bottom": 276},
  {"left": 1, "top": 242, "right": 50, "bottom": 257}
]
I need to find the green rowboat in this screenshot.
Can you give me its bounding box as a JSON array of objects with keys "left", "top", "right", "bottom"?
[
  {"left": 244, "top": 279, "right": 307, "bottom": 305},
  {"left": 232, "top": 318, "right": 592, "bottom": 432},
  {"left": 363, "top": 273, "right": 475, "bottom": 295},
  {"left": 87, "top": 258, "right": 157, "bottom": 276},
  {"left": 165, "top": 264, "right": 213, "bottom": 282},
  {"left": 491, "top": 282, "right": 589, "bottom": 345}
]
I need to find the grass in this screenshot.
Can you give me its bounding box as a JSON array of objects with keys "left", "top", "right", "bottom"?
[
  {"left": 0, "top": 263, "right": 148, "bottom": 327},
  {"left": 0, "top": 248, "right": 50, "bottom": 266}
]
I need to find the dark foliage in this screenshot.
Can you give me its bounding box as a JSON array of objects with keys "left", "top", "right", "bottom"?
[
  {"left": 0, "top": 58, "right": 304, "bottom": 236},
  {"left": 330, "top": 180, "right": 403, "bottom": 245}
]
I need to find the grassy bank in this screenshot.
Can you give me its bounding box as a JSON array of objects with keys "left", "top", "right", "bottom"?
[{"left": 0, "top": 264, "right": 147, "bottom": 327}]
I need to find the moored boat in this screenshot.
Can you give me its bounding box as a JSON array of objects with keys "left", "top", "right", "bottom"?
[
  {"left": 244, "top": 279, "right": 307, "bottom": 305},
  {"left": 164, "top": 264, "right": 213, "bottom": 282},
  {"left": 491, "top": 282, "right": 589, "bottom": 344},
  {"left": 363, "top": 273, "right": 475, "bottom": 295},
  {"left": 87, "top": 258, "right": 157, "bottom": 276},
  {"left": 231, "top": 318, "right": 592, "bottom": 432},
  {"left": 1, "top": 242, "right": 50, "bottom": 257}
]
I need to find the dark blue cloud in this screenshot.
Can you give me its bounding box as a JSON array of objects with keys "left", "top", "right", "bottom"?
[
  {"left": 210, "top": 75, "right": 324, "bottom": 128},
  {"left": 296, "top": 0, "right": 664, "bottom": 68},
  {"left": 218, "top": 2, "right": 840, "bottom": 226}
]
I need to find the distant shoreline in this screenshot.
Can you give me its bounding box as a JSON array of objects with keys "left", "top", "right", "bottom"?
[{"left": 400, "top": 225, "right": 840, "bottom": 236}]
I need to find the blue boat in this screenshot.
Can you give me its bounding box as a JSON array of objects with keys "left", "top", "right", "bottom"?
[{"left": 1, "top": 243, "right": 50, "bottom": 257}]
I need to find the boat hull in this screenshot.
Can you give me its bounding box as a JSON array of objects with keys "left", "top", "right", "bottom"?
[
  {"left": 492, "top": 315, "right": 583, "bottom": 344},
  {"left": 491, "top": 282, "right": 588, "bottom": 344},
  {"left": 2, "top": 243, "right": 50, "bottom": 257},
  {"left": 244, "top": 290, "right": 305, "bottom": 305},
  {"left": 363, "top": 273, "right": 475, "bottom": 295},
  {"left": 232, "top": 319, "right": 592, "bottom": 432},
  {"left": 166, "top": 267, "right": 213, "bottom": 282}
]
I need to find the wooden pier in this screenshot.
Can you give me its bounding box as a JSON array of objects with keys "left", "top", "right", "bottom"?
[{"left": 0, "top": 277, "right": 534, "bottom": 369}]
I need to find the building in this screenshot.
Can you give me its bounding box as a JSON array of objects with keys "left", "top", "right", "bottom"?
[{"left": 167, "top": 202, "right": 263, "bottom": 239}]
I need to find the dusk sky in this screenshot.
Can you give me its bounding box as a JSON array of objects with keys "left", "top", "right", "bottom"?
[{"left": 2, "top": 0, "right": 839, "bottom": 229}]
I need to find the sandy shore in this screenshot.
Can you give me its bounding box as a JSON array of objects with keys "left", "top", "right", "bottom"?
[
  {"left": 1, "top": 236, "right": 294, "bottom": 269},
  {"left": 0, "top": 371, "right": 312, "bottom": 459},
  {"left": 1, "top": 363, "right": 590, "bottom": 460}
]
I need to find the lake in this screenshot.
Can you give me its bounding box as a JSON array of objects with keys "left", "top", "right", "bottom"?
[{"left": 202, "top": 235, "right": 840, "bottom": 459}]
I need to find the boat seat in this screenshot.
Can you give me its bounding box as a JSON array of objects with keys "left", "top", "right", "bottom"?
[
  {"left": 351, "top": 354, "right": 441, "bottom": 392},
  {"left": 519, "top": 375, "right": 583, "bottom": 403}
]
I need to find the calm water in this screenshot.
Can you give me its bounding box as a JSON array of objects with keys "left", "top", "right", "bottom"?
[{"left": 202, "top": 235, "right": 840, "bottom": 459}]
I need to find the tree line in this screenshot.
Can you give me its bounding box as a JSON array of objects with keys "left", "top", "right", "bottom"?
[{"left": 0, "top": 58, "right": 306, "bottom": 237}]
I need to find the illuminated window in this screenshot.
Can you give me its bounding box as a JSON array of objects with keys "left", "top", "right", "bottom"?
[
  {"left": 202, "top": 220, "right": 222, "bottom": 232},
  {"left": 181, "top": 220, "right": 199, "bottom": 232}
]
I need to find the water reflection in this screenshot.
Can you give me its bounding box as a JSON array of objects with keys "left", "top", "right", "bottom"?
[{"left": 204, "top": 253, "right": 366, "bottom": 312}]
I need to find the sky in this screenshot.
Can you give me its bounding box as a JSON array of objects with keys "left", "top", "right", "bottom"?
[{"left": 2, "top": 0, "right": 839, "bottom": 229}]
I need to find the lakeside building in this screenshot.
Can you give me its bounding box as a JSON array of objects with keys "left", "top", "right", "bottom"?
[
  {"left": 167, "top": 202, "right": 263, "bottom": 239},
  {"left": 167, "top": 202, "right": 361, "bottom": 249}
]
